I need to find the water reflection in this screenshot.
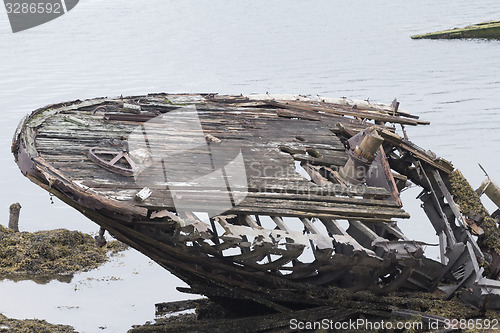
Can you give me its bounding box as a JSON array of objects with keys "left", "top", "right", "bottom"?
[{"left": 0, "top": 273, "right": 73, "bottom": 284}]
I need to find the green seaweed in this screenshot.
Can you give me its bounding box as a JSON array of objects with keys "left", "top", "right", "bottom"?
[
  {"left": 0, "top": 313, "right": 76, "bottom": 333},
  {"left": 0, "top": 225, "right": 128, "bottom": 277},
  {"left": 448, "top": 170, "right": 500, "bottom": 255},
  {"left": 411, "top": 21, "right": 500, "bottom": 40}
]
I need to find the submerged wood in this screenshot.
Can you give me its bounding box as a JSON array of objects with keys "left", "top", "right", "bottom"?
[
  {"left": 412, "top": 21, "right": 500, "bottom": 40},
  {"left": 10, "top": 93, "right": 500, "bottom": 316}
]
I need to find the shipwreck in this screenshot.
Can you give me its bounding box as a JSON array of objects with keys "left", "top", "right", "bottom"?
[{"left": 11, "top": 93, "right": 500, "bottom": 320}]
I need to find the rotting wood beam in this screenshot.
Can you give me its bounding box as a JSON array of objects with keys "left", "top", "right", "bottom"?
[{"left": 269, "top": 100, "right": 429, "bottom": 126}]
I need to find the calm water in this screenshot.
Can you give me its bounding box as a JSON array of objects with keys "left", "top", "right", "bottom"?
[{"left": 0, "top": 0, "right": 499, "bottom": 331}]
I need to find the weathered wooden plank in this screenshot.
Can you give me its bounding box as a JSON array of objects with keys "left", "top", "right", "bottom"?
[
  {"left": 255, "top": 199, "right": 406, "bottom": 218},
  {"left": 138, "top": 193, "right": 408, "bottom": 220},
  {"left": 291, "top": 153, "right": 348, "bottom": 167},
  {"left": 400, "top": 140, "right": 454, "bottom": 174},
  {"left": 270, "top": 100, "right": 429, "bottom": 126},
  {"left": 246, "top": 177, "right": 390, "bottom": 197},
  {"left": 40, "top": 109, "right": 348, "bottom": 143},
  {"left": 65, "top": 177, "right": 400, "bottom": 209},
  {"left": 44, "top": 152, "right": 390, "bottom": 199},
  {"left": 38, "top": 117, "right": 345, "bottom": 144},
  {"left": 36, "top": 128, "right": 345, "bottom": 156},
  {"left": 242, "top": 94, "right": 420, "bottom": 119}
]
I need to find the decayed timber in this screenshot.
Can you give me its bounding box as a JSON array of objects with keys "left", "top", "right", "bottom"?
[{"left": 11, "top": 93, "right": 500, "bottom": 315}]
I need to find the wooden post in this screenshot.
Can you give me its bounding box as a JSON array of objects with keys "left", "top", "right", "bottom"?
[
  {"left": 94, "top": 227, "right": 107, "bottom": 247},
  {"left": 9, "top": 202, "right": 21, "bottom": 232}
]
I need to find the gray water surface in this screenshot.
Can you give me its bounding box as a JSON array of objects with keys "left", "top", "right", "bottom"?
[{"left": 0, "top": 0, "right": 499, "bottom": 332}]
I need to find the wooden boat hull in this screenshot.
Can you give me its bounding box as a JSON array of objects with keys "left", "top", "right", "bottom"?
[{"left": 11, "top": 93, "right": 500, "bottom": 312}]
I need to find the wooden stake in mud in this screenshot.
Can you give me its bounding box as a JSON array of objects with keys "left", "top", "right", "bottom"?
[{"left": 9, "top": 202, "right": 21, "bottom": 232}]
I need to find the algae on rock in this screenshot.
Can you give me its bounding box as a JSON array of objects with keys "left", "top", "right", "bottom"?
[
  {"left": 0, "top": 225, "right": 128, "bottom": 277},
  {"left": 0, "top": 313, "right": 76, "bottom": 333},
  {"left": 448, "top": 170, "right": 500, "bottom": 254}
]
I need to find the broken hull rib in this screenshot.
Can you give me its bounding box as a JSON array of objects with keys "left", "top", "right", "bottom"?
[{"left": 11, "top": 93, "right": 500, "bottom": 313}]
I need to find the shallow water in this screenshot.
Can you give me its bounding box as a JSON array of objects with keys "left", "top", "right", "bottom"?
[{"left": 0, "top": 0, "right": 499, "bottom": 331}]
